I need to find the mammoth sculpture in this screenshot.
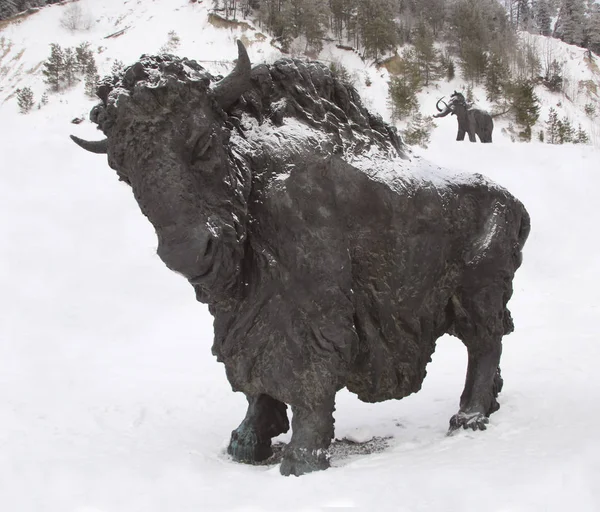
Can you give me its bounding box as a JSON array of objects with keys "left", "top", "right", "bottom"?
[
  {"left": 434, "top": 91, "right": 494, "bottom": 143},
  {"left": 71, "top": 42, "right": 529, "bottom": 476}
]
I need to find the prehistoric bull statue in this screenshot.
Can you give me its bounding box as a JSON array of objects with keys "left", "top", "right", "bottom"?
[
  {"left": 71, "top": 42, "right": 529, "bottom": 476},
  {"left": 434, "top": 91, "right": 494, "bottom": 143}
]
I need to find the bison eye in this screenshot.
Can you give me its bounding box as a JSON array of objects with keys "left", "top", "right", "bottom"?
[{"left": 191, "top": 131, "right": 214, "bottom": 163}]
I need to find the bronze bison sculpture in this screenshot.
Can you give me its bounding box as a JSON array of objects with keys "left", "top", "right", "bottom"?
[{"left": 71, "top": 42, "right": 529, "bottom": 476}]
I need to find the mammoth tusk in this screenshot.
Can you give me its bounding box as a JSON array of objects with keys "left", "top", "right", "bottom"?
[
  {"left": 212, "top": 40, "right": 252, "bottom": 111},
  {"left": 70, "top": 135, "right": 108, "bottom": 154},
  {"left": 435, "top": 97, "right": 448, "bottom": 112}
]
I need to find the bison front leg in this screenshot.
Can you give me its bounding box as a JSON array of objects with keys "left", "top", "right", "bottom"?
[
  {"left": 449, "top": 342, "right": 502, "bottom": 432},
  {"left": 280, "top": 398, "right": 335, "bottom": 476},
  {"left": 449, "top": 289, "right": 506, "bottom": 433},
  {"left": 228, "top": 394, "right": 289, "bottom": 463}
]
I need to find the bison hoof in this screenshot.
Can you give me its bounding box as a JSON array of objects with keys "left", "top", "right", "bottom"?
[
  {"left": 280, "top": 447, "right": 330, "bottom": 476},
  {"left": 227, "top": 427, "right": 272, "bottom": 464},
  {"left": 448, "top": 411, "right": 489, "bottom": 433}
]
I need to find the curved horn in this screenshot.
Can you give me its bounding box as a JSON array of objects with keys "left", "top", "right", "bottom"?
[
  {"left": 213, "top": 40, "right": 251, "bottom": 111},
  {"left": 70, "top": 135, "right": 108, "bottom": 154},
  {"left": 435, "top": 97, "right": 447, "bottom": 112}
]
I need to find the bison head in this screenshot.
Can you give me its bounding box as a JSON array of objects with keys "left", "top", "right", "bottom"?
[
  {"left": 71, "top": 42, "right": 253, "bottom": 302},
  {"left": 433, "top": 91, "right": 467, "bottom": 118}
]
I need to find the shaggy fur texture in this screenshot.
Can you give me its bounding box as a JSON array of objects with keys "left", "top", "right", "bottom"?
[{"left": 73, "top": 46, "right": 529, "bottom": 476}]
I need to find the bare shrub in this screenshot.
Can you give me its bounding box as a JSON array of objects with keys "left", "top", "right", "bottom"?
[
  {"left": 60, "top": 3, "right": 92, "bottom": 32},
  {"left": 159, "top": 30, "right": 181, "bottom": 54}
]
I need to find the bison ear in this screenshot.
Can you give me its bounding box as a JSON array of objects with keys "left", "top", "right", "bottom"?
[{"left": 212, "top": 40, "right": 252, "bottom": 111}]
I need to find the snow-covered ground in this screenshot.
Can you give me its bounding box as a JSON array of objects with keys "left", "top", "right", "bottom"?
[{"left": 1, "top": 1, "right": 600, "bottom": 511}]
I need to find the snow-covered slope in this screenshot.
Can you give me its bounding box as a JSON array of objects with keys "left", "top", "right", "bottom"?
[
  {"left": 1, "top": 2, "right": 600, "bottom": 511},
  {"left": 2, "top": 0, "right": 599, "bottom": 146},
  {"left": 0, "top": 0, "right": 282, "bottom": 109}
]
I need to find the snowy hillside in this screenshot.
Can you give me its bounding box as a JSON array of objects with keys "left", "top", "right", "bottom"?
[
  {"left": 1, "top": 0, "right": 600, "bottom": 145},
  {"left": 1, "top": 1, "right": 600, "bottom": 511}
]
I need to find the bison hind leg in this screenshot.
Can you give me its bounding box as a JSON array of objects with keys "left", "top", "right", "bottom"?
[{"left": 228, "top": 394, "right": 289, "bottom": 464}]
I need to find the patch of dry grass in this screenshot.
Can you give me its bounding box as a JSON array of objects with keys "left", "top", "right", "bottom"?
[
  {"left": 379, "top": 55, "right": 404, "bottom": 75},
  {"left": 27, "top": 62, "right": 43, "bottom": 75},
  {"left": 579, "top": 79, "right": 598, "bottom": 97},
  {"left": 11, "top": 48, "right": 25, "bottom": 63},
  {"left": 207, "top": 12, "right": 253, "bottom": 32},
  {"left": 0, "top": 9, "right": 37, "bottom": 32},
  {"left": 585, "top": 54, "right": 600, "bottom": 78}
]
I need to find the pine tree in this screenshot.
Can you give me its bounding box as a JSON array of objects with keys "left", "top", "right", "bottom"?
[
  {"left": 584, "top": 1, "right": 600, "bottom": 54},
  {"left": 0, "top": 0, "right": 18, "bottom": 20},
  {"left": 16, "top": 87, "right": 34, "bottom": 114},
  {"left": 111, "top": 59, "right": 124, "bottom": 75},
  {"left": 534, "top": 0, "right": 555, "bottom": 36},
  {"left": 545, "top": 107, "right": 560, "bottom": 143},
  {"left": 413, "top": 21, "right": 438, "bottom": 86},
  {"left": 388, "top": 51, "right": 421, "bottom": 121},
  {"left": 357, "top": 0, "right": 398, "bottom": 61},
  {"left": 449, "top": 0, "right": 511, "bottom": 84},
  {"left": 297, "top": 0, "right": 330, "bottom": 53},
  {"left": 574, "top": 124, "right": 589, "bottom": 144},
  {"left": 515, "top": 0, "right": 532, "bottom": 30},
  {"left": 523, "top": 37, "right": 541, "bottom": 80},
  {"left": 389, "top": 78, "right": 418, "bottom": 120},
  {"left": 84, "top": 58, "right": 99, "bottom": 97},
  {"left": 555, "top": 0, "right": 586, "bottom": 45},
  {"left": 329, "top": 60, "right": 353, "bottom": 85},
  {"left": 257, "top": 0, "right": 295, "bottom": 50},
  {"left": 402, "top": 110, "right": 435, "bottom": 148},
  {"left": 510, "top": 80, "right": 540, "bottom": 141},
  {"left": 62, "top": 47, "right": 77, "bottom": 87},
  {"left": 421, "top": 0, "right": 447, "bottom": 37},
  {"left": 460, "top": 41, "right": 488, "bottom": 84},
  {"left": 542, "top": 59, "right": 563, "bottom": 92},
  {"left": 42, "top": 43, "right": 64, "bottom": 92},
  {"left": 557, "top": 116, "right": 574, "bottom": 143},
  {"left": 584, "top": 102, "right": 596, "bottom": 118},
  {"left": 75, "top": 41, "right": 94, "bottom": 73},
  {"left": 466, "top": 83, "right": 475, "bottom": 104},
  {"left": 485, "top": 51, "right": 510, "bottom": 102}
]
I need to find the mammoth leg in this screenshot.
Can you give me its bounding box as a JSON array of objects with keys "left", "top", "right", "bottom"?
[
  {"left": 456, "top": 128, "right": 466, "bottom": 141},
  {"left": 449, "top": 286, "right": 507, "bottom": 432},
  {"left": 280, "top": 397, "right": 336, "bottom": 476},
  {"left": 468, "top": 130, "right": 477, "bottom": 142},
  {"left": 228, "top": 394, "right": 289, "bottom": 463},
  {"left": 484, "top": 126, "right": 493, "bottom": 143}
]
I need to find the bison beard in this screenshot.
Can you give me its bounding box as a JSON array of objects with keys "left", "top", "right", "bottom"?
[{"left": 71, "top": 42, "right": 530, "bottom": 476}]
